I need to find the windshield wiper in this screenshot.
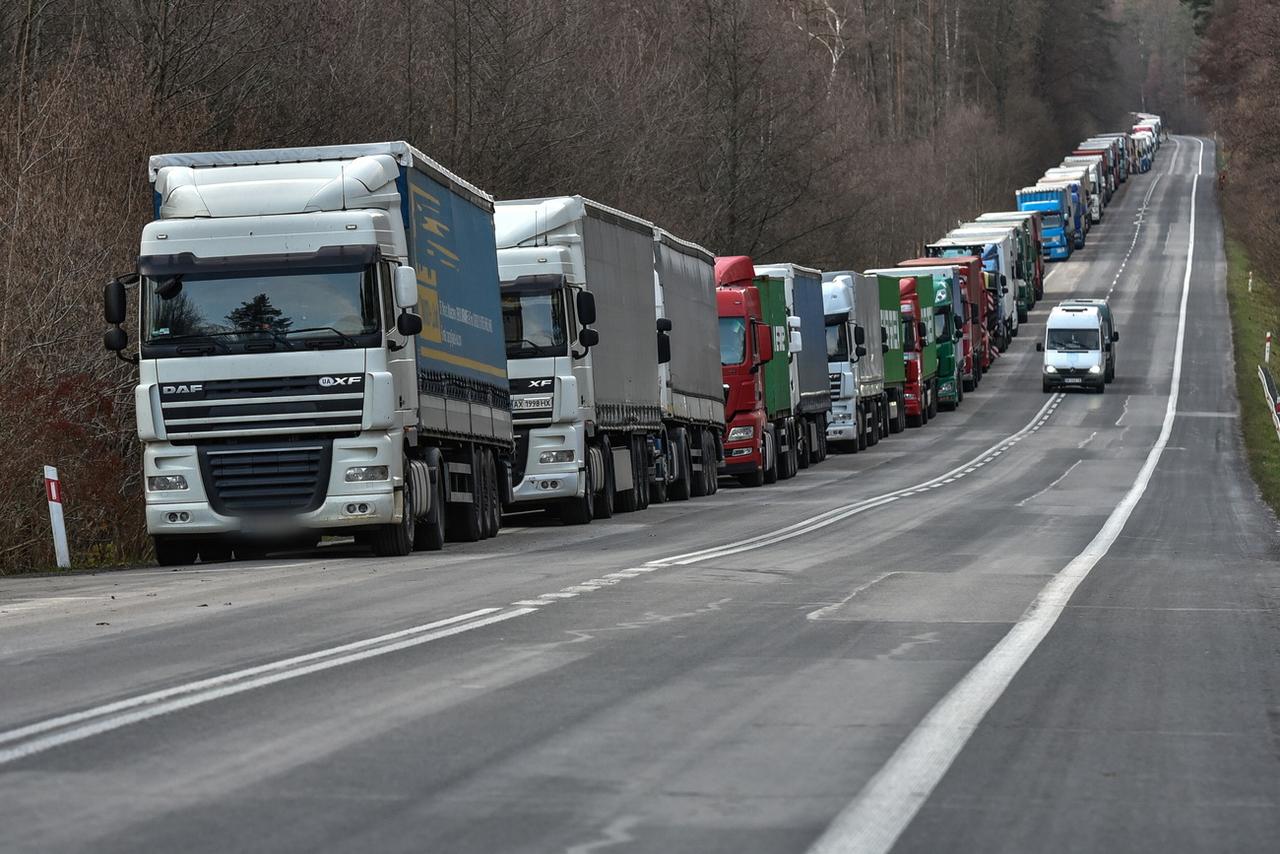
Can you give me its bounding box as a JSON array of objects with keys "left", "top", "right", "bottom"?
[
  {"left": 283, "top": 326, "right": 359, "bottom": 347},
  {"left": 150, "top": 331, "right": 232, "bottom": 352}
]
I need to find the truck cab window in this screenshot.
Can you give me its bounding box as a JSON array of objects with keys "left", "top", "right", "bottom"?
[
  {"left": 502, "top": 285, "right": 569, "bottom": 359},
  {"left": 719, "top": 317, "right": 748, "bottom": 365},
  {"left": 825, "top": 319, "right": 849, "bottom": 361}
]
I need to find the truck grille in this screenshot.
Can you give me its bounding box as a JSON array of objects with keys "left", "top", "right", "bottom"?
[
  {"left": 199, "top": 443, "right": 331, "bottom": 516},
  {"left": 160, "top": 375, "right": 364, "bottom": 442},
  {"left": 829, "top": 373, "right": 841, "bottom": 400}
]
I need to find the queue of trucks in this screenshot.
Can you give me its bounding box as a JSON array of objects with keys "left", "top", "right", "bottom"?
[{"left": 101, "top": 114, "right": 1162, "bottom": 564}]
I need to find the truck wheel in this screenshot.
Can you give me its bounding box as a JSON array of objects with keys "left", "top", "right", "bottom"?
[
  {"left": 480, "top": 449, "right": 501, "bottom": 539},
  {"left": 762, "top": 428, "right": 778, "bottom": 484},
  {"left": 415, "top": 449, "right": 447, "bottom": 550},
  {"left": 594, "top": 437, "right": 616, "bottom": 519},
  {"left": 637, "top": 440, "right": 651, "bottom": 510},
  {"left": 867, "top": 405, "right": 880, "bottom": 447},
  {"left": 856, "top": 410, "right": 867, "bottom": 452},
  {"left": 795, "top": 423, "right": 810, "bottom": 470},
  {"left": 559, "top": 455, "right": 595, "bottom": 525},
  {"left": 372, "top": 463, "right": 415, "bottom": 556},
  {"left": 927, "top": 384, "right": 939, "bottom": 418},
  {"left": 705, "top": 433, "right": 720, "bottom": 494},
  {"left": 889, "top": 392, "right": 905, "bottom": 434},
  {"left": 616, "top": 437, "right": 641, "bottom": 513},
  {"left": 198, "top": 540, "right": 233, "bottom": 563},
  {"left": 669, "top": 428, "right": 692, "bottom": 501},
  {"left": 690, "top": 429, "right": 710, "bottom": 498},
  {"left": 154, "top": 535, "right": 198, "bottom": 566},
  {"left": 963, "top": 377, "right": 976, "bottom": 393},
  {"left": 445, "top": 450, "right": 483, "bottom": 542},
  {"left": 1018, "top": 306, "right": 1029, "bottom": 323},
  {"left": 776, "top": 424, "right": 794, "bottom": 480}
]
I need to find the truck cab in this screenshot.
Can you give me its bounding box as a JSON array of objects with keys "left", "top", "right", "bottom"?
[
  {"left": 895, "top": 275, "right": 938, "bottom": 426},
  {"left": 975, "top": 211, "right": 1045, "bottom": 302},
  {"left": 1018, "top": 186, "right": 1073, "bottom": 261},
  {"left": 716, "top": 258, "right": 782, "bottom": 486},
  {"left": 870, "top": 266, "right": 963, "bottom": 410},
  {"left": 1038, "top": 305, "right": 1108, "bottom": 393},
  {"left": 899, "top": 255, "right": 987, "bottom": 387},
  {"left": 931, "top": 230, "right": 1019, "bottom": 343},
  {"left": 821, "top": 276, "right": 868, "bottom": 449}
]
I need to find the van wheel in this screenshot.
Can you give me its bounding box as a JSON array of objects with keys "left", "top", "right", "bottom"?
[{"left": 1043, "top": 381, "right": 1053, "bottom": 393}]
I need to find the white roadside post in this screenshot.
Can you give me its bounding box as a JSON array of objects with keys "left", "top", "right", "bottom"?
[
  {"left": 43, "top": 466, "right": 71, "bottom": 568},
  {"left": 1266, "top": 331, "right": 1272, "bottom": 364}
]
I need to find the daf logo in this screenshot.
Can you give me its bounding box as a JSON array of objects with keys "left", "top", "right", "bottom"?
[
  {"left": 162, "top": 384, "right": 203, "bottom": 394},
  {"left": 526, "top": 379, "right": 553, "bottom": 388},
  {"left": 319, "top": 376, "right": 362, "bottom": 388}
]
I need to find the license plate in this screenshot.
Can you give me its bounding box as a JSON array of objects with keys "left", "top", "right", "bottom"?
[
  {"left": 1064, "top": 378, "right": 1082, "bottom": 384},
  {"left": 513, "top": 395, "right": 553, "bottom": 411}
]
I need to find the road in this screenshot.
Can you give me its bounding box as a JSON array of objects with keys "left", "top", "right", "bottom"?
[{"left": 4, "top": 136, "right": 1277, "bottom": 853}]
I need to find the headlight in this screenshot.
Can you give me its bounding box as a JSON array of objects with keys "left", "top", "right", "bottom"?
[
  {"left": 1043, "top": 365, "right": 1057, "bottom": 374},
  {"left": 147, "top": 475, "right": 188, "bottom": 491},
  {"left": 345, "top": 465, "right": 389, "bottom": 482},
  {"left": 538, "top": 449, "right": 575, "bottom": 464},
  {"left": 1088, "top": 364, "right": 1102, "bottom": 374},
  {"left": 726, "top": 425, "right": 755, "bottom": 442}
]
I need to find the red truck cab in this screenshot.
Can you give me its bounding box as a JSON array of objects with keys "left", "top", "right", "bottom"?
[
  {"left": 716, "top": 257, "right": 774, "bottom": 483},
  {"left": 899, "top": 278, "right": 926, "bottom": 420}
]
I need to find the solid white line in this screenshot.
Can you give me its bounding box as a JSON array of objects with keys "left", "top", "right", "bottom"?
[
  {"left": 806, "top": 136, "right": 1202, "bottom": 854},
  {"left": 0, "top": 608, "right": 535, "bottom": 766},
  {"left": 0, "top": 607, "right": 500, "bottom": 749}
]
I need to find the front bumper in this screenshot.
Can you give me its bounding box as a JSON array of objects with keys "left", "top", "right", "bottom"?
[
  {"left": 938, "top": 376, "right": 959, "bottom": 403},
  {"left": 510, "top": 424, "right": 587, "bottom": 503}
]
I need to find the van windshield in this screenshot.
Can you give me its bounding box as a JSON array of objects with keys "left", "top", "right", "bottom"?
[{"left": 1047, "top": 328, "right": 1100, "bottom": 350}]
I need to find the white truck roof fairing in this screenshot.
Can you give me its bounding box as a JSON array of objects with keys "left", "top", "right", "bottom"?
[
  {"left": 494, "top": 195, "right": 654, "bottom": 250},
  {"left": 149, "top": 141, "right": 493, "bottom": 209}
]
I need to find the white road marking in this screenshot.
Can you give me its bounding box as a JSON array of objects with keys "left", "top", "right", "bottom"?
[
  {"left": 0, "top": 608, "right": 532, "bottom": 764},
  {"left": 1077, "top": 430, "right": 1098, "bottom": 449},
  {"left": 1115, "top": 395, "right": 1132, "bottom": 426},
  {"left": 805, "top": 136, "right": 1203, "bottom": 854},
  {"left": 1015, "top": 459, "right": 1083, "bottom": 507},
  {"left": 807, "top": 573, "right": 897, "bottom": 621}
]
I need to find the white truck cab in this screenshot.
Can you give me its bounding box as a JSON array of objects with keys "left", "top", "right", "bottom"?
[{"left": 1038, "top": 305, "right": 1107, "bottom": 393}]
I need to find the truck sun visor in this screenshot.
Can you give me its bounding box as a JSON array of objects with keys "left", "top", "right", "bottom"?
[{"left": 137, "top": 244, "right": 381, "bottom": 277}]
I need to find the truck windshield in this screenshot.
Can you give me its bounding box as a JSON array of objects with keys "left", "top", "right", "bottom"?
[
  {"left": 1047, "top": 328, "right": 1100, "bottom": 350},
  {"left": 934, "top": 311, "right": 950, "bottom": 340},
  {"left": 1044, "top": 213, "right": 1064, "bottom": 228},
  {"left": 825, "top": 319, "right": 848, "bottom": 361},
  {"left": 502, "top": 287, "right": 568, "bottom": 359},
  {"left": 145, "top": 266, "right": 380, "bottom": 351},
  {"left": 719, "top": 317, "right": 747, "bottom": 365}
]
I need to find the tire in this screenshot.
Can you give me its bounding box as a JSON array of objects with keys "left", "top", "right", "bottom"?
[
  {"left": 881, "top": 398, "right": 891, "bottom": 438},
  {"left": 560, "top": 451, "right": 595, "bottom": 525},
  {"left": 198, "top": 540, "right": 233, "bottom": 563},
  {"left": 1043, "top": 381, "right": 1053, "bottom": 393},
  {"left": 866, "top": 405, "right": 880, "bottom": 447},
  {"left": 778, "top": 422, "right": 797, "bottom": 480},
  {"left": 445, "top": 450, "right": 483, "bottom": 543},
  {"left": 927, "top": 383, "right": 938, "bottom": 418},
  {"left": 963, "top": 377, "right": 976, "bottom": 393},
  {"left": 669, "top": 428, "right": 692, "bottom": 501},
  {"left": 889, "top": 391, "right": 906, "bottom": 434},
  {"left": 691, "top": 429, "right": 710, "bottom": 498},
  {"left": 477, "top": 449, "right": 495, "bottom": 540},
  {"left": 706, "top": 433, "right": 720, "bottom": 494},
  {"left": 154, "top": 535, "right": 198, "bottom": 566},
  {"left": 616, "top": 437, "right": 642, "bottom": 513},
  {"left": 1094, "top": 381, "right": 1106, "bottom": 395},
  {"left": 1018, "top": 306, "right": 1029, "bottom": 323},
  {"left": 372, "top": 461, "right": 415, "bottom": 556},
  {"left": 956, "top": 377, "right": 965, "bottom": 405},
  {"left": 415, "top": 449, "right": 447, "bottom": 550},
  {"left": 594, "top": 436, "right": 615, "bottom": 519},
  {"left": 1010, "top": 320, "right": 1019, "bottom": 338},
  {"left": 738, "top": 467, "right": 765, "bottom": 487},
  {"left": 856, "top": 409, "right": 867, "bottom": 452},
  {"left": 483, "top": 449, "right": 501, "bottom": 538},
  {"left": 811, "top": 420, "right": 826, "bottom": 464},
  {"left": 796, "top": 423, "right": 810, "bottom": 470},
  {"left": 762, "top": 428, "right": 779, "bottom": 484}
]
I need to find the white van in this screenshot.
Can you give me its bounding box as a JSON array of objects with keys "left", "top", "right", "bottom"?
[{"left": 1037, "top": 305, "right": 1107, "bottom": 393}]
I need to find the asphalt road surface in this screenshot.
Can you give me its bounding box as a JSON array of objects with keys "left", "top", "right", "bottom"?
[{"left": 4, "top": 136, "right": 1276, "bottom": 854}]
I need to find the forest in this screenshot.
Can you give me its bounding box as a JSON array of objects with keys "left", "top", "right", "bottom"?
[{"left": 0, "top": 0, "right": 1210, "bottom": 570}]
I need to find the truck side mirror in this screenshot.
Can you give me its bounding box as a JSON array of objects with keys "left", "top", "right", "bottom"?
[
  {"left": 576, "top": 290, "right": 596, "bottom": 326},
  {"left": 656, "top": 317, "right": 673, "bottom": 333},
  {"left": 754, "top": 323, "right": 773, "bottom": 364},
  {"left": 853, "top": 325, "right": 866, "bottom": 346},
  {"left": 918, "top": 321, "right": 927, "bottom": 342},
  {"left": 397, "top": 312, "right": 423, "bottom": 336},
  {"left": 578, "top": 328, "right": 599, "bottom": 349},
  {"left": 104, "top": 278, "right": 129, "bottom": 324},
  {"left": 854, "top": 345, "right": 867, "bottom": 359},
  {"left": 104, "top": 326, "right": 128, "bottom": 352},
  {"left": 656, "top": 332, "right": 671, "bottom": 364},
  {"left": 394, "top": 266, "right": 418, "bottom": 309},
  {"left": 789, "top": 330, "right": 802, "bottom": 354},
  {"left": 1111, "top": 331, "right": 1119, "bottom": 342}
]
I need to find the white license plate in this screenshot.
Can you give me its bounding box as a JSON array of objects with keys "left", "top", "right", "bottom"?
[
  {"left": 1063, "top": 378, "right": 1082, "bottom": 384},
  {"left": 513, "top": 395, "right": 553, "bottom": 411}
]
